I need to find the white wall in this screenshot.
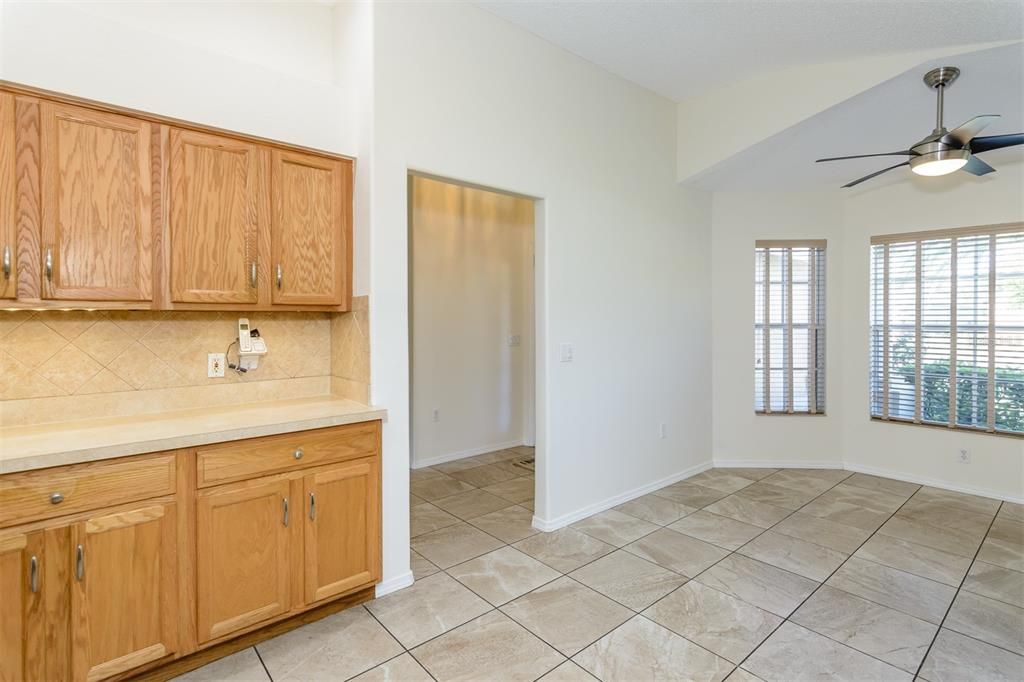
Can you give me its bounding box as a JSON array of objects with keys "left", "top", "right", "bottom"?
[
  {"left": 370, "top": 1, "right": 713, "bottom": 549},
  {"left": 410, "top": 177, "right": 533, "bottom": 466},
  {"left": 710, "top": 167, "right": 1024, "bottom": 501},
  {"left": 839, "top": 165, "right": 1024, "bottom": 500},
  {"left": 711, "top": 192, "right": 845, "bottom": 466}
]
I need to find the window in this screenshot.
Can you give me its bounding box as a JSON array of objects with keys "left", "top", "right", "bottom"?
[
  {"left": 754, "top": 240, "right": 826, "bottom": 414},
  {"left": 870, "top": 224, "right": 1024, "bottom": 436}
]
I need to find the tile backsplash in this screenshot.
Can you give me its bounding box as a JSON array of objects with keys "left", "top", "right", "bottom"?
[{"left": 0, "top": 297, "right": 370, "bottom": 427}]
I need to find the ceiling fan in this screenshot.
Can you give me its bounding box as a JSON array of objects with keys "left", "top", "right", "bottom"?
[{"left": 817, "top": 66, "right": 1024, "bottom": 188}]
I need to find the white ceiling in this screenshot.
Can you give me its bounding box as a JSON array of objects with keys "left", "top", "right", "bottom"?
[
  {"left": 691, "top": 42, "right": 1024, "bottom": 191},
  {"left": 478, "top": 1, "right": 1024, "bottom": 102}
]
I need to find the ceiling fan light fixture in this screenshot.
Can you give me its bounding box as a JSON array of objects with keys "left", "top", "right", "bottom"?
[{"left": 909, "top": 148, "right": 970, "bottom": 177}]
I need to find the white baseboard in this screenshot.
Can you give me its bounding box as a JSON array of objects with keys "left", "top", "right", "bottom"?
[
  {"left": 375, "top": 570, "right": 414, "bottom": 598},
  {"left": 531, "top": 460, "right": 713, "bottom": 532},
  {"left": 714, "top": 458, "right": 1021, "bottom": 504},
  {"left": 713, "top": 458, "right": 844, "bottom": 470},
  {"left": 844, "top": 462, "right": 1024, "bottom": 504},
  {"left": 412, "top": 439, "right": 525, "bottom": 469}
]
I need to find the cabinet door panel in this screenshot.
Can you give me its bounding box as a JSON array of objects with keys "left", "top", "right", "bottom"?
[
  {"left": 169, "top": 129, "right": 260, "bottom": 304},
  {"left": 70, "top": 503, "right": 176, "bottom": 682},
  {"left": 196, "top": 477, "right": 291, "bottom": 643},
  {"left": 0, "top": 93, "right": 15, "bottom": 299},
  {"left": 271, "top": 150, "right": 348, "bottom": 306},
  {"left": 304, "top": 458, "right": 379, "bottom": 604},
  {"left": 0, "top": 531, "right": 45, "bottom": 682},
  {"left": 40, "top": 102, "right": 152, "bottom": 301}
]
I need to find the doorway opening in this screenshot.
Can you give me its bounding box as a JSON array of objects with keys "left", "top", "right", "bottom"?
[{"left": 407, "top": 173, "right": 541, "bottom": 558}]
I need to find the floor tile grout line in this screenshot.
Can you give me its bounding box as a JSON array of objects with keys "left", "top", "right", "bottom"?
[
  {"left": 912, "top": 500, "right": 1008, "bottom": 679},
  {"left": 730, "top": 479, "right": 948, "bottom": 678},
  {"left": 252, "top": 643, "right": 274, "bottom": 682}
]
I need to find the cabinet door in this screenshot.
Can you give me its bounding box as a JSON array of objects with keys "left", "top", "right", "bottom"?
[
  {"left": 0, "top": 93, "right": 16, "bottom": 299},
  {"left": 40, "top": 101, "right": 152, "bottom": 301},
  {"left": 69, "top": 503, "right": 177, "bottom": 682},
  {"left": 271, "top": 150, "right": 349, "bottom": 306},
  {"left": 0, "top": 531, "right": 45, "bottom": 682},
  {"left": 303, "top": 458, "right": 380, "bottom": 604},
  {"left": 196, "top": 477, "right": 291, "bottom": 643},
  {"left": 168, "top": 129, "right": 260, "bottom": 304}
]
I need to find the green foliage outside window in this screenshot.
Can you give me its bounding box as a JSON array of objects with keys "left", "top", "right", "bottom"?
[{"left": 899, "top": 363, "right": 1024, "bottom": 433}]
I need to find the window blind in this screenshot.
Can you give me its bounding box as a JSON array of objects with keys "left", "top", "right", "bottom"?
[
  {"left": 869, "top": 224, "right": 1024, "bottom": 436},
  {"left": 754, "top": 240, "right": 826, "bottom": 414}
]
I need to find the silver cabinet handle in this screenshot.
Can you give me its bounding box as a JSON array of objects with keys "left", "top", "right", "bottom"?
[
  {"left": 29, "top": 556, "right": 38, "bottom": 593},
  {"left": 276, "top": 264, "right": 283, "bottom": 290},
  {"left": 250, "top": 262, "right": 258, "bottom": 288},
  {"left": 44, "top": 248, "right": 53, "bottom": 281},
  {"left": 75, "top": 545, "right": 84, "bottom": 581},
  {"left": 293, "top": 447, "right": 304, "bottom": 460},
  {"left": 50, "top": 492, "right": 64, "bottom": 505},
  {"left": 283, "top": 497, "right": 289, "bottom": 527},
  {"left": 2, "top": 245, "right": 10, "bottom": 280},
  {"left": 309, "top": 492, "right": 316, "bottom": 521}
]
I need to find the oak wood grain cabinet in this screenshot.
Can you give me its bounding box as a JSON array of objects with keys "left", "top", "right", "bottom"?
[
  {"left": 70, "top": 502, "right": 178, "bottom": 681},
  {"left": 195, "top": 476, "right": 293, "bottom": 643},
  {"left": 0, "top": 530, "right": 45, "bottom": 682},
  {"left": 0, "top": 92, "right": 16, "bottom": 299},
  {"left": 271, "top": 150, "right": 350, "bottom": 306},
  {"left": 168, "top": 129, "right": 263, "bottom": 305},
  {"left": 39, "top": 101, "right": 154, "bottom": 302}
]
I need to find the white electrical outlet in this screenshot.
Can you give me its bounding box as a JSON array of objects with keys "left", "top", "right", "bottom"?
[
  {"left": 559, "top": 343, "right": 574, "bottom": 363},
  {"left": 958, "top": 449, "right": 970, "bottom": 464},
  {"left": 508, "top": 335, "right": 521, "bottom": 347},
  {"left": 207, "top": 353, "right": 226, "bottom": 378},
  {"left": 659, "top": 423, "right": 667, "bottom": 439},
  {"left": 432, "top": 408, "right": 440, "bottom": 423}
]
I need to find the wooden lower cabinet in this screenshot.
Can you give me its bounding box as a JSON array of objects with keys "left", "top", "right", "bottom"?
[
  {"left": 0, "top": 531, "right": 45, "bottom": 682},
  {"left": 304, "top": 459, "right": 380, "bottom": 604},
  {"left": 70, "top": 503, "right": 178, "bottom": 682},
  {"left": 195, "top": 477, "right": 293, "bottom": 643},
  {"left": 0, "top": 421, "right": 382, "bottom": 680}
]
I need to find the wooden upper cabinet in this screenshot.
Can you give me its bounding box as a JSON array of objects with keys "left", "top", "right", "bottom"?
[
  {"left": 168, "top": 129, "right": 261, "bottom": 304},
  {"left": 303, "top": 458, "right": 379, "bottom": 604},
  {"left": 39, "top": 102, "right": 153, "bottom": 301},
  {"left": 0, "top": 531, "right": 45, "bottom": 682},
  {"left": 195, "top": 477, "right": 292, "bottom": 643},
  {"left": 271, "top": 150, "right": 350, "bottom": 307},
  {"left": 0, "top": 93, "right": 16, "bottom": 300},
  {"left": 70, "top": 503, "right": 177, "bottom": 682}
]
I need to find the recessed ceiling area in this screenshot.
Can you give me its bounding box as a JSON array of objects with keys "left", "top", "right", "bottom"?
[
  {"left": 478, "top": 0, "right": 1024, "bottom": 101},
  {"left": 691, "top": 42, "right": 1024, "bottom": 191}
]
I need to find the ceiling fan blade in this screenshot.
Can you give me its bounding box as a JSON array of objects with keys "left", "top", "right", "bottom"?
[
  {"left": 971, "top": 133, "right": 1024, "bottom": 154},
  {"left": 941, "top": 115, "right": 1000, "bottom": 146},
  {"left": 841, "top": 161, "right": 910, "bottom": 188},
  {"left": 816, "top": 151, "right": 913, "bottom": 163},
  {"left": 961, "top": 156, "right": 996, "bottom": 177}
]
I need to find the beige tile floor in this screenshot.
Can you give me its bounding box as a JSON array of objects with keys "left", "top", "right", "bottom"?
[{"left": 178, "top": 452, "right": 1023, "bottom": 681}]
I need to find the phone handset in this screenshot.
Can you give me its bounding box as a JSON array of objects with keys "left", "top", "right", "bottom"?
[{"left": 238, "top": 318, "right": 252, "bottom": 353}]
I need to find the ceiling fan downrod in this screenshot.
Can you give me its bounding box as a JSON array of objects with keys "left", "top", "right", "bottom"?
[{"left": 924, "top": 66, "right": 960, "bottom": 135}]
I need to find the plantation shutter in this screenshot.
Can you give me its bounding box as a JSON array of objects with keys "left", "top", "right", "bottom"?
[
  {"left": 754, "top": 240, "right": 826, "bottom": 414},
  {"left": 869, "top": 224, "right": 1024, "bottom": 435}
]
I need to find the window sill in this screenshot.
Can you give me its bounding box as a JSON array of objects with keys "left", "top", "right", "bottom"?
[
  {"left": 754, "top": 411, "right": 827, "bottom": 417},
  {"left": 868, "top": 416, "right": 1023, "bottom": 439}
]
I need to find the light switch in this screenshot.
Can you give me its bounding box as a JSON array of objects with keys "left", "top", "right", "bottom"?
[{"left": 559, "top": 343, "right": 573, "bottom": 363}]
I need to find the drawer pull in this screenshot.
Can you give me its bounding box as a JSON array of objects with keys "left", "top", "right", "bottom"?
[
  {"left": 29, "top": 556, "right": 38, "bottom": 593},
  {"left": 50, "top": 492, "right": 64, "bottom": 505},
  {"left": 283, "top": 497, "right": 289, "bottom": 527},
  {"left": 75, "top": 545, "right": 84, "bottom": 581},
  {"left": 309, "top": 492, "right": 316, "bottom": 521},
  {"left": 293, "top": 448, "right": 304, "bottom": 460}
]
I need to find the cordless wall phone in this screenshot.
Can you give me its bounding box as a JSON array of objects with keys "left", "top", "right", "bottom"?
[{"left": 238, "top": 318, "right": 252, "bottom": 353}]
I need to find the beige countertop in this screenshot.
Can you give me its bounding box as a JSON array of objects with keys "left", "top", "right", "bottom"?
[{"left": 0, "top": 397, "right": 387, "bottom": 474}]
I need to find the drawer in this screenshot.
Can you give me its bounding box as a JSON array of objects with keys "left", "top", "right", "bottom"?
[
  {"left": 0, "top": 453, "right": 176, "bottom": 528},
  {"left": 196, "top": 421, "right": 381, "bottom": 488}
]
